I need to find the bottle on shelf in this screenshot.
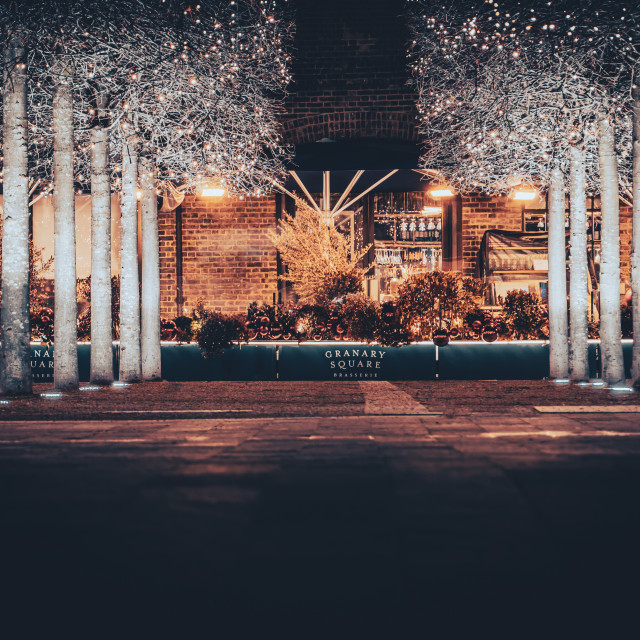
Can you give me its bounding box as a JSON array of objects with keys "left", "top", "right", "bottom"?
[
  {"left": 417, "top": 218, "right": 427, "bottom": 242},
  {"left": 399, "top": 219, "right": 410, "bottom": 241},
  {"left": 427, "top": 218, "right": 436, "bottom": 242}
]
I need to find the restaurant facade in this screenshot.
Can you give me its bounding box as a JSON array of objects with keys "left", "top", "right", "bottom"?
[{"left": 27, "top": 0, "right": 634, "bottom": 318}]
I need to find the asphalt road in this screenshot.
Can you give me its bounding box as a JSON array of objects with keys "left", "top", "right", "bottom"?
[{"left": 1, "top": 381, "right": 639, "bottom": 638}]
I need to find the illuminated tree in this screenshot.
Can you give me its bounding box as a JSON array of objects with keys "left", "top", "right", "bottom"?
[
  {"left": 580, "top": 1, "right": 640, "bottom": 387},
  {"left": 1, "top": 0, "right": 292, "bottom": 389},
  {"left": 409, "top": 0, "right": 635, "bottom": 385},
  {"left": 1, "top": 9, "right": 31, "bottom": 394},
  {"left": 273, "top": 198, "right": 371, "bottom": 305}
]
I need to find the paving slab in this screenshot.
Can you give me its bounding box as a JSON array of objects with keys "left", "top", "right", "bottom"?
[{"left": 1, "top": 382, "right": 640, "bottom": 637}]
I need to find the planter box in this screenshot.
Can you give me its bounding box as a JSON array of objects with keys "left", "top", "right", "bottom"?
[
  {"left": 160, "top": 343, "right": 276, "bottom": 381},
  {"left": 31, "top": 344, "right": 116, "bottom": 383},
  {"left": 28, "top": 339, "right": 634, "bottom": 383},
  {"left": 436, "top": 341, "right": 550, "bottom": 380}
]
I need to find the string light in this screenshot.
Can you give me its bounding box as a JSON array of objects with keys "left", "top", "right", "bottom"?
[
  {"left": 8, "top": 0, "right": 292, "bottom": 198},
  {"left": 408, "top": 0, "right": 635, "bottom": 196}
]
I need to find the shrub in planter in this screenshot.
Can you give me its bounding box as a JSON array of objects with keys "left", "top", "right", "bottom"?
[
  {"left": 172, "top": 316, "right": 194, "bottom": 343},
  {"left": 77, "top": 312, "right": 91, "bottom": 342},
  {"left": 341, "top": 293, "right": 380, "bottom": 342},
  {"left": 161, "top": 319, "right": 177, "bottom": 341},
  {"left": 501, "top": 290, "right": 546, "bottom": 340},
  {"left": 432, "top": 328, "right": 449, "bottom": 346},
  {"left": 295, "top": 304, "right": 334, "bottom": 341},
  {"left": 196, "top": 312, "right": 241, "bottom": 357},
  {"left": 32, "top": 307, "right": 54, "bottom": 343},
  {"left": 396, "top": 271, "right": 485, "bottom": 339},
  {"left": 375, "top": 301, "right": 411, "bottom": 347},
  {"left": 73, "top": 275, "right": 122, "bottom": 340},
  {"left": 481, "top": 325, "right": 498, "bottom": 342},
  {"left": 317, "top": 269, "right": 364, "bottom": 305},
  {"left": 463, "top": 308, "right": 485, "bottom": 339}
]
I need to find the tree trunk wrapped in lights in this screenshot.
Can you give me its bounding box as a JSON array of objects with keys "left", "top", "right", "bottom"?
[
  {"left": 409, "top": 1, "right": 634, "bottom": 387},
  {"left": 52, "top": 65, "right": 79, "bottom": 390},
  {"left": 119, "top": 137, "right": 141, "bottom": 383},
  {"left": 1, "top": 37, "right": 32, "bottom": 395},
  {"left": 0, "top": 0, "right": 293, "bottom": 391},
  {"left": 548, "top": 167, "right": 569, "bottom": 380},
  {"left": 140, "top": 155, "right": 161, "bottom": 381},
  {"left": 90, "top": 102, "right": 113, "bottom": 385},
  {"left": 568, "top": 147, "right": 589, "bottom": 383},
  {"left": 631, "top": 84, "right": 640, "bottom": 388},
  {"left": 598, "top": 119, "right": 625, "bottom": 387}
]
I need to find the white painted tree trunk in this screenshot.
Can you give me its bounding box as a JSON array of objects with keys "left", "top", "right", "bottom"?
[
  {"left": 90, "top": 120, "right": 113, "bottom": 384},
  {"left": 1, "top": 39, "right": 32, "bottom": 395},
  {"left": 598, "top": 119, "right": 625, "bottom": 386},
  {"left": 631, "top": 85, "right": 640, "bottom": 387},
  {"left": 547, "top": 167, "right": 569, "bottom": 380},
  {"left": 52, "top": 72, "right": 79, "bottom": 390},
  {"left": 140, "top": 156, "right": 161, "bottom": 381},
  {"left": 119, "top": 138, "right": 142, "bottom": 382},
  {"left": 568, "top": 147, "right": 589, "bottom": 382}
]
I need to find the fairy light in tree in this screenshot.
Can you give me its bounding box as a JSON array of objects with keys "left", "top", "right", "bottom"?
[
  {"left": 2, "top": 0, "right": 293, "bottom": 199},
  {"left": 407, "top": 0, "right": 634, "bottom": 197}
]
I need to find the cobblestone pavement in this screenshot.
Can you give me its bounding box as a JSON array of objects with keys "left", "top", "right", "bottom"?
[
  {"left": 1, "top": 381, "right": 639, "bottom": 637},
  {"left": 0, "top": 378, "right": 638, "bottom": 420}
]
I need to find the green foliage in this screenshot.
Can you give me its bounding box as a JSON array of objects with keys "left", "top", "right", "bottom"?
[
  {"left": 375, "top": 301, "right": 411, "bottom": 347},
  {"left": 75, "top": 275, "right": 121, "bottom": 341},
  {"left": 341, "top": 293, "right": 379, "bottom": 342},
  {"left": 273, "top": 197, "right": 371, "bottom": 304},
  {"left": 501, "top": 290, "right": 546, "bottom": 339},
  {"left": 172, "top": 316, "right": 194, "bottom": 343},
  {"left": 196, "top": 311, "right": 241, "bottom": 357},
  {"left": 317, "top": 269, "right": 364, "bottom": 305},
  {"left": 395, "top": 271, "right": 485, "bottom": 338}
]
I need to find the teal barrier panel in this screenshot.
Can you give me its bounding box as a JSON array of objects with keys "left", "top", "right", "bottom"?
[
  {"left": 588, "top": 342, "right": 601, "bottom": 380},
  {"left": 623, "top": 341, "right": 633, "bottom": 378},
  {"left": 30, "top": 344, "right": 54, "bottom": 383},
  {"left": 588, "top": 341, "right": 633, "bottom": 380},
  {"left": 31, "top": 344, "right": 118, "bottom": 383},
  {"left": 160, "top": 343, "right": 277, "bottom": 381},
  {"left": 278, "top": 342, "right": 437, "bottom": 381},
  {"left": 437, "top": 341, "right": 550, "bottom": 380},
  {"left": 27, "top": 340, "right": 632, "bottom": 383}
]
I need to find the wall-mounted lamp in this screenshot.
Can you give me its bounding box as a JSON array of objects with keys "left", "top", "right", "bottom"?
[
  {"left": 512, "top": 189, "right": 537, "bottom": 201},
  {"left": 429, "top": 188, "right": 454, "bottom": 197},
  {"left": 202, "top": 185, "right": 225, "bottom": 197}
]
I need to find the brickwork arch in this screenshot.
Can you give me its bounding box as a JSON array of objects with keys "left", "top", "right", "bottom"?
[{"left": 282, "top": 108, "right": 418, "bottom": 146}]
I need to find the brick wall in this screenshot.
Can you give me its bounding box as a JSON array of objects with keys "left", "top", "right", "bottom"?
[
  {"left": 158, "top": 195, "right": 278, "bottom": 318},
  {"left": 158, "top": 203, "right": 178, "bottom": 317},
  {"left": 620, "top": 204, "right": 632, "bottom": 286},
  {"left": 282, "top": 0, "right": 418, "bottom": 144},
  {"left": 461, "top": 195, "right": 523, "bottom": 277}
]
